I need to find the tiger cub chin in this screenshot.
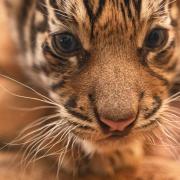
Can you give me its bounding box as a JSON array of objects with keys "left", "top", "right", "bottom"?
[{"left": 2, "top": 0, "right": 180, "bottom": 178}]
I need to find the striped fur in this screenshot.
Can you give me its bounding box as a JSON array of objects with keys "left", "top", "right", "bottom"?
[{"left": 3, "top": 0, "right": 180, "bottom": 177}]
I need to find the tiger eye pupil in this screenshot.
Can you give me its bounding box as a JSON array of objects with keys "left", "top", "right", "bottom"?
[
  {"left": 60, "top": 35, "right": 74, "bottom": 50},
  {"left": 148, "top": 31, "right": 160, "bottom": 44},
  {"left": 145, "top": 28, "right": 167, "bottom": 49}
]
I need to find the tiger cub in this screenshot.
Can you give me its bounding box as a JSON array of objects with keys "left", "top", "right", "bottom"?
[{"left": 1, "top": 0, "right": 180, "bottom": 179}]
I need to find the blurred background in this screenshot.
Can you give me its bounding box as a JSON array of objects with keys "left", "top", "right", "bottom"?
[{"left": 0, "top": 2, "right": 48, "bottom": 141}]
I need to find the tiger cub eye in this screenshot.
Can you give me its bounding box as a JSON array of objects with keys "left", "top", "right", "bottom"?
[
  {"left": 145, "top": 28, "right": 168, "bottom": 49},
  {"left": 52, "top": 32, "right": 82, "bottom": 55}
]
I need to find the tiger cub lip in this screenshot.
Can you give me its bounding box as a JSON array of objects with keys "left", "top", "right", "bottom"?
[{"left": 97, "top": 120, "right": 136, "bottom": 142}]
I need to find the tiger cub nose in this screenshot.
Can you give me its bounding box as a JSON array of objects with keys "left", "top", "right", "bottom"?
[{"left": 100, "top": 115, "right": 136, "bottom": 132}]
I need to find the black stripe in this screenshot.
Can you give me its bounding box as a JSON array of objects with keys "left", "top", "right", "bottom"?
[
  {"left": 137, "top": 120, "right": 157, "bottom": 129},
  {"left": 30, "top": 1, "right": 49, "bottom": 53},
  {"left": 96, "top": 0, "right": 106, "bottom": 19},
  {"left": 154, "top": 40, "right": 175, "bottom": 66},
  {"left": 30, "top": 13, "right": 36, "bottom": 54},
  {"left": 37, "top": 0, "right": 48, "bottom": 15},
  {"left": 170, "top": 76, "right": 180, "bottom": 95},
  {"left": 65, "top": 95, "right": 78, "bottom": 108},
  {"left": 83, "top": 0, "right": 106, "bottom": 38},
  {"left": 66, "top": 109, "right": 92, "bottom": 122},
  {"left": 132, "top": 17, "right": 137, "bottom": 35},
  {"left": 132, "top": 0, "right": 142, "bottom": 19},
  {"left": 146, "top": 66, "right": 169, "bottom": 86},
  {"left": 49, "top": 0, "right": 58, "bottom": 8},
  {"left": 144, "top": 96, "right": 162, "bottom": 119},
  {"left": 154, "top": 51, "right": 173, "bottom": 65},
  {"left": 124, "top": 0, "right": 130, "bottom": 6},
  {"left": 36, "top": 1, "right": 49, "bottom": 32},
  {"left": 42, "top": 42, "right": 69, "bottom": 68},
  {"left": 139, "top": 49, "right": 169, "bottom": 86},
  {"left": 77, "top": 50, "right": 91, "bottom": 70},
  {"left": 70, "top": 122, "right": 95, "bottom": 131},
  {"left": 124, "top": 0, "right": 132, "bottom": 19},
  {"left": 158, "top": 0, "right": 166, "bottom": 15},
  {"left": 51, "top": 80, "right": 65, "bottom": 91},
  {"left": 120, "top": 3, "right": 128, "bottom": 30},
  {"left": 83, "top": 0, "right": 95, "bottom": 38},
  {"left": 18, "top": 0, "right": 34, "bottom": 51}
]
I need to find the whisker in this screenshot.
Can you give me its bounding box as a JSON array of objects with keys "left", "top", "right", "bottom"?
[
  {"left": 166, "top": 91, "right": 180, "bottom": 99},
  {"left": 24, "top": 125, "right": 64, "bottom": 166},
  {"left": 2, "top": 115, "right": 61, "bottom": 154},
  {"left": 56, "top": 134, "right": 72, "bottom": 179},
  {"left": 0, "top": 83, "right": 60, "bottom": 107},
  {"left": 32, "top": 122, "right": 70, "bottom": 157},
  {"left": 161, "top": 119, "right": 180, "bottom": 130},
  {"left": 14, "top": 114, "right": 60, "bottom": 141},
  {"left": 160, "top": 114, "right": 180, "bottom": 122},
  {"left": 46, "top": 125, "right": 78, "bottom": 155},
  {"left": 31, "top": 147, "right": 66, "bottom": 163},
  {"left": 165, "top": 110, "right": 180, "bottom": 116},
  {"left": 166, "top": 96, "right": 180, "bottom": 103},
  {"left": 0, "top": 73, "right": 54, "bottom": 103},
  {"left": 21, "top": 125, "right": 61, "bottom": 167},
  {"left": 7, "top": 105, "right": 57, "bottom": 112},
  {"left": 157, "top": 121, "right": 179, "bottom": 145}
]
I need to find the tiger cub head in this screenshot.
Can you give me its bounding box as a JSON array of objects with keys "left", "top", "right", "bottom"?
[{"left": 6, "top": 0, "right": 180, "bottom": 152}]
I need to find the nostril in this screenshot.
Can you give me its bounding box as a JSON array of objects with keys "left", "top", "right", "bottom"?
[{"left": 100, "top": 116, "right": 136, "bottom": 132}]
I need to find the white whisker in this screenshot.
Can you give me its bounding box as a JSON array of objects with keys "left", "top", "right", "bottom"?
[
  {"left": 8, "top": 105, "right": 56, "bottom": 112},
  {"left": 0, "top": 74, "right": 55, "bottom": 102},
  {"left": 0, "top": 83, "right": 60, "bottom": 107}
]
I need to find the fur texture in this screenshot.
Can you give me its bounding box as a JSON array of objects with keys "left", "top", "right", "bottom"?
[{"left": 0, "top": 0, "right": 180, "bottom": 179}]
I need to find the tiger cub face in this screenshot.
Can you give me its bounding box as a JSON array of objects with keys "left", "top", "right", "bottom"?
[{"left": 8, "top": 0, "right": 180, "bottom": 152}]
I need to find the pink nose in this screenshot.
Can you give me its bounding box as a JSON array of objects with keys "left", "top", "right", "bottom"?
[{"left": 100, "top": 116, "right": 135, "bottom": 132}]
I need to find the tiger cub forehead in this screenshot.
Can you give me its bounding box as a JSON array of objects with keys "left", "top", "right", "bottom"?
[
  {"left": 51, "top": 0, "right": 172, "bottom": 23},
  {"left": 47, "top": 0, "right": 174, "bottom": 49},
  {"left": 48, "top": 0, "right": 173, "bottom": 36}
]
